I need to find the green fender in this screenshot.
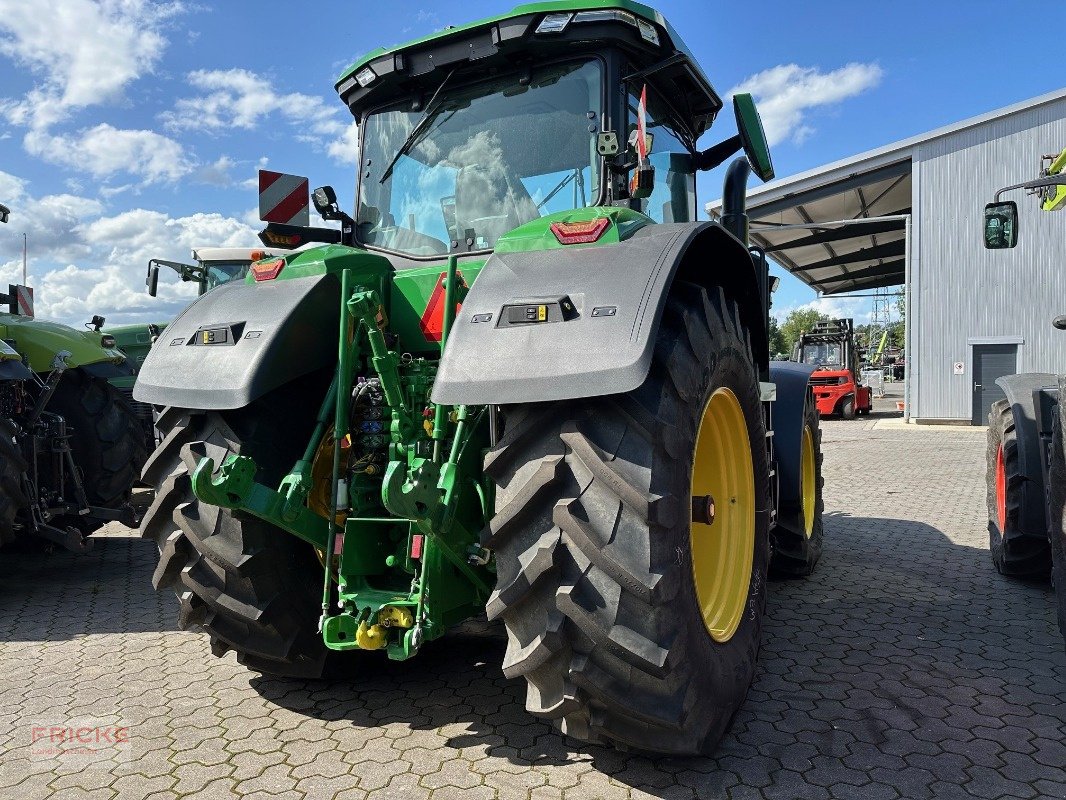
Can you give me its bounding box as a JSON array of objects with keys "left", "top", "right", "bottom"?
[{"left": 0, "top": 313, "right": 129, "bottom": 374}]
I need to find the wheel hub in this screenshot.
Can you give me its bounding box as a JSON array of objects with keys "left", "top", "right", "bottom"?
[
  {"left": 689, "top": 387, "right": 755, "bottom": 644},
  {"left": 801, "top": 425, "right": 816, "bottom": 537}
]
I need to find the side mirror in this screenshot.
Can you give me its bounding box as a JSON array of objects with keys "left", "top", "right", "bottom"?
[
  {"left": 0, "top": 203, "right": 9, "bottom": 224},
  {"left": 733, "top": 93, "right": 775, "bottom": 182},
  {"left": 983, "top": 201, "right": 1018, "bottom": 249},
  {"left": 147, "top": 264, "right": 160, "bottom": 297}
]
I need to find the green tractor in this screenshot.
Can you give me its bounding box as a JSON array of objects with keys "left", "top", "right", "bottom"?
[
  {"left": 0, "top": 211, "right": 146, "bottom": 550},
  {"left": 135, "top": 1, "right": 825, "bottom": 754},
  {"left": 104, "top": 247, "right": 282, "bottom": 440},
  {"left": 982, "top": 147, "right": 1066, "bottom": 650}
]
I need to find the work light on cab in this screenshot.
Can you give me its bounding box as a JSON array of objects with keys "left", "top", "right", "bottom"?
[{"left": 550, "top": 218, "right": 610, "bottom": 245}]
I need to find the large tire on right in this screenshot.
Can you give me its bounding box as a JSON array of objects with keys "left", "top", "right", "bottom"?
[
  {"left": 484, "top": 283, "right": 770, "bottom": 756},
  {"left": 139, "top": 398, "right": 334, "bottom": 677},
  {"left": 770, "top": 394, "right": 824, "bottom": 577},
  {"left": 987, "top": 399, "right": 1050, "bottom": 576},
  {"left": 1049, "top": 408, "right": 1066, "bottom": 651},
  {"left": 0, "top": 418, "right": 28, "bottom": 546}
]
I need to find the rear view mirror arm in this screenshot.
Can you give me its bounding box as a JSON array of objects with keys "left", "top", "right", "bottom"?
[
  {"left": 695, "top": 134, "right": 742, "bottom": 172},
  {"left": 995, "top": 174, "right": 1066, "bottom": 201}
]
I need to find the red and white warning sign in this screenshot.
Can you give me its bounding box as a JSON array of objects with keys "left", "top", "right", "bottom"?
[
  {"left": 11, "top": 284, "right": 32, "bottom": 318},
  {"left": 258, "top": 170, "right": 310, "bottom": 226}
]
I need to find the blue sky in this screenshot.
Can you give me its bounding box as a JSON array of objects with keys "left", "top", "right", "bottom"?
[{"left": 0, "top": 0, "right": 1062, "bottom": 325}]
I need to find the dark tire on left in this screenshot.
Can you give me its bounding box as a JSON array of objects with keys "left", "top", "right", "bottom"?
[
  {"left": 770, "top": 394, "right": 824, "bottom": 577},
  {"left": 0, "top": 418, "right": 28, "bottom": 546},
  {"left": 841, "top": 396, "right": 856, "bottom": 419},
  {"left": 45, "top": 369, "right": 148, "bottom": 530},
  {"left": 484, "top": 283, "right": 770, "bottom": 755},
  {"left": 1049, "top": 408, "right": 1066, "bottom": 651},
  {"left": 139, "top": 394, "right": 343, "bottom": 678}
]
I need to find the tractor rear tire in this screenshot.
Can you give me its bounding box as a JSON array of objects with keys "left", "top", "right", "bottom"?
[
  {"left": 484, "top": 283, "right": 770, "bottom": 755},
  {"left": 987, "top": 399, "right": 1050, "bottom": 576},
  {"left": 1049, "top": 409, "right": 1066, "bottom": 650},
  {"left": 139, "top": 400, "right": 336, "bottom": 678},
  {"left": 0, "top": 418, "right": 28, "bottom": 546},
  {"left": 770, "top": 395, "right": 824, "bottom": 577},
  {"left": 44, "top": 369, "right": 147, "bottom": 529}
]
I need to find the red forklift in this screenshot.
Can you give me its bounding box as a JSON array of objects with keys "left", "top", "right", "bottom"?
[{"left": 794, "top": 319, "right": 872, "bottom": 418}]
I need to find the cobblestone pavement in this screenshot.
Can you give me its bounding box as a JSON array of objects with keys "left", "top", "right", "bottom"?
[{"left": 0, "top": 418, "right": 1063, "bottom": 799}]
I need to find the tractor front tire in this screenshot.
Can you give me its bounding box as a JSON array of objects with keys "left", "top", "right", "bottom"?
[
  {"left": 140, "top": 402, "right": 334, "bottom": 678},
  {"left": 45, "top": 369, "right": 147, "bottom": 528},
  {"left": 484, "top": 283, "right": 770, "bottom": 755},
  {"left": 0, "top": 418, "right": 28, "bottom": 546},
  {"left": 770, "top": 395, "right": 824, "bottom": 577},
  {"left": 987, "top": 399, "right": 1049, "bottom": 576},
  {"left": 1049, "top": 409, "right": 1066, "bottom": 650}
]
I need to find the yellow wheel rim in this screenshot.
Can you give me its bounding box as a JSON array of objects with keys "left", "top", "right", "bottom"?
[
  {"left": 801, "top": 425, "right": 816, "bottom": 538},
  {"left": 690, "top": 387, "right": 755, "bottom": 643}
]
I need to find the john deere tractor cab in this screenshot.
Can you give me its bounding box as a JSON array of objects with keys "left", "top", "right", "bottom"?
[
  {"left": 794, "top": 318, "right": 872, "bottom": 418},
  {"left": 982, "top": 147, "right": 1066, "bottom": 651},
  {"left": 135, "top": 1, "right": 825, "bottom": 755},
  {"left": 145, "top": 247, "right": 284, "bottom": 299},
  {"left": 0, "top": 206, "right": 146, "bottom": 552}
]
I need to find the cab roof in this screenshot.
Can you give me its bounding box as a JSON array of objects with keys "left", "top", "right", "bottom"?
[{"left": 335, "top": 1, "right": 721, "bottom": 138}]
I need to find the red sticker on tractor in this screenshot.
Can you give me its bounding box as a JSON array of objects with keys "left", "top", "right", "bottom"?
[{"left": 418, "top": 271, "right": 465, "bottom": 342}]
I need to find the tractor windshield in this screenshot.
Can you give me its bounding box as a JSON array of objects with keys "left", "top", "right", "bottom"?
[
  {"left": 202, "top": 261, "right": 252, "bottom": 292},
  {"left": 801, "top": 343, "right": 843, "bottom": 367},
  {"left": 357, "top": 59, "right": 602, "bottom": 257}
]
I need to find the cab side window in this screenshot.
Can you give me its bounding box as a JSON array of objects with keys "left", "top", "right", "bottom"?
[{"left": 625, "top": 83, "right": 696, "bottom": 223}]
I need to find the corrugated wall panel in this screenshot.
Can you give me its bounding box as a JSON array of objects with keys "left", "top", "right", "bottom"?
[{"left": 913, "top": 99, "right": 1066, "bottom": 421}]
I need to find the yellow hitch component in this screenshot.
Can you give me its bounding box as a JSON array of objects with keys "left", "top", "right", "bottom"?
[
  {"left": 378, "top": 605, "right": 414, "bottom": 629},
  {"left": 354, "top": 606, "right": 414, "bottom": 651},
  {"left": 355, "top": 620, "right": 388, "bottom": 650},
  {"left": 423, "top": 418, "right": 434, "bottom": 435}
]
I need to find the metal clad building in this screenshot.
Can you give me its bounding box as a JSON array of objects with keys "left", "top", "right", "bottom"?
[{"left": 708, "top": 88, "right": 1066, "bottom": 424}]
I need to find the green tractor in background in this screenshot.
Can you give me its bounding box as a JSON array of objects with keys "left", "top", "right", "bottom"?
[
  {"left": 983, "top": 146, "right": 1066, "bottom": 651},
  {"left": 104, "top": 247, "right": 282, "bottom": 442},
  {"left": 0, "top": 209, "right": 146, "bottom": 551},
  {"left": 135, "top": 1, "right": 825, "bottom": 754}
]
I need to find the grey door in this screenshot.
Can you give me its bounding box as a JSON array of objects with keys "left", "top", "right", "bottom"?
[{"left": 972, "top": 344, "right": 1018, "bottom": 425}]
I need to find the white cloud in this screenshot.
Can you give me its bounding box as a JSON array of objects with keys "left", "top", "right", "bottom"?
[
  {"left": 165, "top": 68, "right": 358, "bottom": 164},
  {"left": 0, "top": 170, "right": 103, "bottom": 264},
  {"left": 197, "top": 155, "right": 236, "bottom": 187},
  {"left": 0, "top": 1, "right": 193, "bottom": 186},
  {"left": 0, "top": 0, "right": 184, "bottom": 128},
  {"left": 327, "top": 122, "right": 361, "bottom": 166},
  {"left": 24, "top": 124, "right": 191, "bottom": 184},
  {"left": 729, "top": 63, "right": 883, "bottom": 147},
  {"left": 0, "top": 169, "right": 261, "bottom": 325},
  {"left": 774, "top": 296, "right": 871, "bottom": 324}
]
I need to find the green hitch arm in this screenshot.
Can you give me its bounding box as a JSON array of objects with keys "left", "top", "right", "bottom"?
[
  {"left": 321, "top": 268, "right": 357, "bottom": 629},
  {"left": 277, "top": 374, "right": 338, "bottom": 523},
  {"left": 347, "top": 288, "right": 414, "bottom": 440},
  {"left": 191, "top": 454, "right": 330, "bottom": 550}
]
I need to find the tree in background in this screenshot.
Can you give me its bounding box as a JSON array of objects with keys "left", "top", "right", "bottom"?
[
  {"left": 768, "top": 316, "right": 787, "bottom": 358},
  {"left": 779, "top": 308, "right": 828, "bottom": 357}
]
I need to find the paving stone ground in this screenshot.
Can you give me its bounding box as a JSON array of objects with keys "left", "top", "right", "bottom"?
[{"left": 0, "top": 413, "right": 1063, "bottom": 799}]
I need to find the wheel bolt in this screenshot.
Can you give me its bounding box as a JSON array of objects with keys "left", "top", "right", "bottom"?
[{"left": 691, "top": 494, "right": 715, "bottom": 525}]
